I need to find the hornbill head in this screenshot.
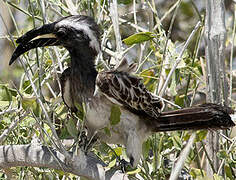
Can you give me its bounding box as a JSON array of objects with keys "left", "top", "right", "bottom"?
[{"left": 9, "top": 15, "right": 101, "bottom": 65}]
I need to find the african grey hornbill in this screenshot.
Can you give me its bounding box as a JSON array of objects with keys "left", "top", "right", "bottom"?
[{"left": 9, "top": 15, "right": 235, "bottom": 167}]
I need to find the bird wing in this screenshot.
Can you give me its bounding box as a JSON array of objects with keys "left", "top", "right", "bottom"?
[{"left": 96, "top": 60, "right": 163, "bottom": 119}]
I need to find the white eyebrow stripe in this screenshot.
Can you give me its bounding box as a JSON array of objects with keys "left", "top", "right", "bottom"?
[{"left": 57, "top": 19, "right": 100, "bottom": 53}]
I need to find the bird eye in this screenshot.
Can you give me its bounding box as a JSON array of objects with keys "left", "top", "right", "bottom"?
[{"left": 56, "top": 28, "right": 67, "bottom": 37}]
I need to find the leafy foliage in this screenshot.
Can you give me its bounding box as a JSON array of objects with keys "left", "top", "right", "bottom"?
[
  {"left": 109, "top": 105, "right": 121, "bottom": 126},
  {"left": 0, "top": 0, "right": 235, "bottom": 179},
  {"left": 123, "top": 32, "right": 155, "bottom": 45}
]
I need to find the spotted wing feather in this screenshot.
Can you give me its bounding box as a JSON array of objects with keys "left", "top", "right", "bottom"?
[{"left": 96, "top": 71, "right": 163, "bottom": 119}]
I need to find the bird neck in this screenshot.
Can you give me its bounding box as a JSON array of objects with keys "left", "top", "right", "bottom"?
[{"left": 69, "top": 49, "right": 98, "bottom": 103}]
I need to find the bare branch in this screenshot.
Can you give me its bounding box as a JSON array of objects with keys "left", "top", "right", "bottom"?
[
  {"left": 0, "top": 144, "right": 127, "bottom": 180},
  {"left": 0, "top": 112, "right": 29, "bottom": 144},
  {"left": 170, "top": 133, "right": 196, "bottom": 180}
]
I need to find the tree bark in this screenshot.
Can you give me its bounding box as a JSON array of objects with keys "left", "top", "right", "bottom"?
[
  {"left": 204, "top": 0, "right": 227, "bottom": 176},
  {"left": 0, "top": 144, "right": 128, "bottom": 180}
]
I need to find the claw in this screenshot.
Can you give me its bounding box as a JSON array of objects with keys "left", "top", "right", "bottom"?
[
  {"left": 78, "top": 131, "right": 88, "bottom": 151},
  {"left": 78, "top": 131, "right": 97, "bottom": 154},
  {"left": 120, "top": 156, "right": 135, "bottom": 173},
  {"left": 120, "top": 159, "right": 129, "bottom": 173}
]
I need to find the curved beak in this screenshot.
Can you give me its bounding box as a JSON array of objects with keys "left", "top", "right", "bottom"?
[{"left": 9, "top": 23, "right": 59, "bottom": 65}]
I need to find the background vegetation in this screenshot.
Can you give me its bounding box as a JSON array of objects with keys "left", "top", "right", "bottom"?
[{"left": 0, "top": 0, "right": 235, "bottom": 179}]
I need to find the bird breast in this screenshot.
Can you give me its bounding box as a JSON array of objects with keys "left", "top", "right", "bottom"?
[
  {"left": 86, "top": 95, "right": 112, "bottom": 131},
  {"left": 86, "top": 91, "right": 151, "bottom": 145}
]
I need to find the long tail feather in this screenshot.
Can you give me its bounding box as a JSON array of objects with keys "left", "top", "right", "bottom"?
[{"left": 150, "top": 103, "right": 235, "bottom": 132}]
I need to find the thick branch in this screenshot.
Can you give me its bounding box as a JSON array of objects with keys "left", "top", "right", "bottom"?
[
  {"left": 205, "top": 0, "right": 227, "bottom": 104},
  {"left": 204, "top": 0, "right": 227, "bottom": 176},
  {"left": 0, "top": 144, "right": 126, "bottom": 180}
]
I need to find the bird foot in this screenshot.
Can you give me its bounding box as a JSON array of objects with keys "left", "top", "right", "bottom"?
[
  {"left": 120, "top": 159, "right": 129, "bottom": 173},
  {"left": 119, "top": 158, "right": 134, "bottom": 173},
  {"left": 78, "top": 131, "right": 97, "bottom": 154}
]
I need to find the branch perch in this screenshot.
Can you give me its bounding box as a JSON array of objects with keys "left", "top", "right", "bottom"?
[{"left": 0, "top": 144, "right": 126, "bottom": 180}]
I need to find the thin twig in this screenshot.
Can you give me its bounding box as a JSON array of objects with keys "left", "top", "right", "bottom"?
[
  {"left": 200, "top": 141, "right": 216, "bottom": 174},
  {"left": 0, "top": 112, "right": 29, "bottom": 143},
  {"left": 157, "top": 0, "right": 181, "bottom": 94},
  {"left": 13, "top": 55, "right": 69, "bottom": 159},
  {"left": 170, "top": 132, "right": 196, "bottom": 180},
  {"left": 64, "top": 0, "right": 78, "bottom": 15},
  {"left": 159, "top": 0, "right": 182, "bottom": 24},
  {"left": 194, "top": 143, "right": 205, "bottom": 177},
  {"left": 217, "top": 138, "right": 236, "bottom": 174},
  {"left": 110, "top": 0, "right": 122, "bottom": 62},
  {"left": 4, "top": 1, "right": 43, "bottom": 21},
  {"left": 31, "top": 110, "right": 67, "bottom": 172},
  {"left": 185, "top": 25, "right": 204, "bottom": 105},
  {"left": 133, "top": 0, "right": 138, "bottom": 32},
  {"left": 119, "top": 18, "right": 148, "bottom": 32},
  {"left": 159, "top": 21, "right": 202, "bottom": 97},
  {"left": 6, "top": 3, "right": 20, "bottom": 35},
  {"left": 0, "top": 108, "right": 18, "bottom": 116},
  {"left": 136, "top": 49, "right": 153, "bottom": 73},
  {"left": 190, "top": 0, "right": 202, "bottom": 22}
]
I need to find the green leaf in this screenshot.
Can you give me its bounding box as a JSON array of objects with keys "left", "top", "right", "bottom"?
[
  {"left": 127, "top": 167, "right": 141, "bottom": 175},
  {"left": 213, "top": 174, "right": 224, "bottom": 180},
  {"left": 140, "top": 70, "right": 155, "bottom": 86},
  {"left": 195, "top": 130, "right": 208, "bottom": 142},
  {"left": 66, "top": 118, "right": 78, "bottom": 138},
  {"left": 217, "top": 150, "right": 229, "bottom": 159},
  {"left": 175, "top": 95, "right": 184, "bottom": 107},
  {"left": 22, "top": 97, "right": 36, "bottom": 110},
  {"left": 22, "top": 80, "right": 33, "bottom": 94},
  {"left": 183, "top": 131, "right": 191, "bottom": 141},
  {"left": 171, "top": 135, "right": 182, "bottom": 149},
  {"left": 114, "top": 147, "right": 123, "bottom": 156},
  {"left": 197, "top": 65, "right": 203, "bottom": 76},
  {"left": 180, "top": 2, "right": 194, "bottom": 17},
  {"left": 104, "top": 127, "right": 111, "bottom": 137},
  {"left": 108, "top": 158, "right": 116, "bottom": 168},
  {"left": 123, "top": 32, "right": 155, "bottom": 45},
  {"left": 0, "top": 101, "right": 11, "bottom": 108},
  {"left": 110, "top": 105, "right": 121, "bottom": 126},
  {"left": 117, "top": 0, "right": 132, "bottom": 4},
  {"left": 190, "top": 168, "right": 206, "bottom": 179},
  {"left": 22, "top": 97, "right": 41, "bottom": 117},
  {"left": 0, "top": 84, "right": 12, "bottom": 101},
  {"left": 33, "top": 103, "right": 41, "bottom": 117},
  {"left": 142, "top": 139, "right": 151, "bottom": 159},
  {"left": 54, "top": 169, "right": 66, "bottom": 176},
  {"left": 45, "top": 59, "right": 53, "bottom": 66},
  {"left": 99, "top": 142, "right": 110, "bottom": 154},
  {"left": 225, "top": 164, "right": 233, "bottom": 179},
  {"left": 74, "top": 102, "right": 86, "bottom": 120},
  {"left": 59, "top": 127, "right": 71, "bottom": 139}
]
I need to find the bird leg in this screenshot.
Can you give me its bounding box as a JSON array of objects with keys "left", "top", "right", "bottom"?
[
  {"left": 78, "top": 130, "right": 98, "bottom": 154},
  {"left": 84, "top": 135, "right": 98, "bottom": 154},
  {"left": 104, "top": 143, "right": 135, "bottom": 172},
  {"left": 78, "top": 130, "right": 88, "bottom": 150},
  {"left": 120, "top": 159, "right": 130, "bottom": 173}
]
